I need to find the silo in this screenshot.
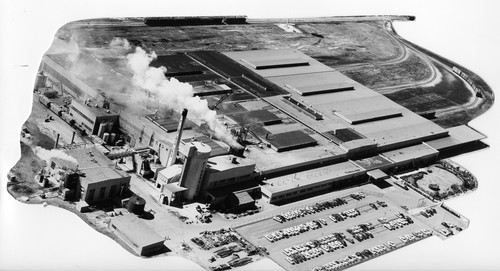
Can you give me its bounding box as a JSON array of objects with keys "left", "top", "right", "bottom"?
[
  {"left": 179, "top": 141, "right": 211, "bottom": 201},
  {"left": 97, "top": 122, "right": 107, "bottom": 138},
  {"left": 109, "top": 133, "right": 117, "bottom": 145},
  {"left": 103, "top": 133, "right": 110, "bottom": 144},
  {"left": 35, "top": 71, "right": 48, "bottom": 90},
  {"left": 127, "top": 195, "right": 146, "bottom": 215}
]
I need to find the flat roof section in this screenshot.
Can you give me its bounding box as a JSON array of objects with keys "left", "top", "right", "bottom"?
[
  {"left": 264, "top": 161, "right": 364, "bottom": 193},
  {"left": 267, "top": 130, "right": 317, "bottom": 152},
  {"left": 424, "top": 136, "right": 461, "bottom": 151},
  {"left": 145, "top": 114, "right": 194, "bottom": 133},
  {"left": 267, "top": 71, "right": 355, "bottom": 96},
  {"left": 110, "top": 214, "right": 165, "bottom": 250},
  {"left": 447, "top": 125, "right": 486, "bottom": 143},
  {"left": 53, "top": 147, "right": 113, "bottom": 170},
  {"left": 285, "top": 83, "right": 354, "bottom": 96},
  {"left": 181, "top": 136, "right": 229, "bottom": 157},
  {"left": 241, "top": 56, "right": 309, "bottom": 70},
  {"left": 223, "top": 49, "right": 333, "bottom": 78},
  {"left": 381, "top": 143, "right": 439, "bottom": 163},
  {"left": 335, "top": 108, "right": 402, "bottom": 125},
  {"left": 352, "top": 155, "right": 393, "bottom": 170},
  {"left": 324, "top": 128, "right": 365, "bottom": 143},
  {"left": 150, "top": 54, "right": 207, "bottom": 77},
  {"left": 227, "top": 109, "right": 282, "bottom": 126},
  {"left": 80, "top": 167, "right": 128, "bottom": 184}
]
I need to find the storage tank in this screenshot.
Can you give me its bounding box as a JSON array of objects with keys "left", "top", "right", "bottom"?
[
  {"left": 35, "top": 71, "right": 48, "bottom": 90},
  {"left": 109, "top": 133, "right": 117, "bottom": 145},
  {"left": 103, "top": 133, "right": 110, "bottom": 144},
  {"left": 127, "top": 195, "right": 146, "bottom": 215},
  {"left": 179, "top": 141, "right": 211, "bottom": 200},
  {"left": 97, "top": 122, "right": 107, "bottom": 138}
]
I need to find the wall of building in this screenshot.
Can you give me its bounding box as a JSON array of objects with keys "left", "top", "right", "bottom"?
[
  {"left": 202, "top": 163, "right": 256, "bottom": 192},
  {"left": 42, "top": 55, "right": 100, "bottom": 100},
  {"left": 179, "top": 142, "right": 211, "bottom": 200},
  {"left": 80, "top": 176, "right": 130, "bottom": 203}
]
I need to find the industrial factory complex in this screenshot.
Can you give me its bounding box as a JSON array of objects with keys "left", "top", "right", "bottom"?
[{"left": 9, "top": 15, "right": 492, "bottom": 271}]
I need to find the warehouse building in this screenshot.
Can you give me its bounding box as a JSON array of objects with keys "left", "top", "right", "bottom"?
[
  {"left": 69, "top": 99, "right": 119, "bottom": 136},
  {"left": 109, "top": 214, "right": 166, "bottom": 256},
  {"left": 50, "top": 146, "right": 130, "bottom": 204}
]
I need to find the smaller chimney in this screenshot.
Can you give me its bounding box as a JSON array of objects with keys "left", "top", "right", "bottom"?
[{"left": 54, "top": 134, "right": 60, "bottom": 149}]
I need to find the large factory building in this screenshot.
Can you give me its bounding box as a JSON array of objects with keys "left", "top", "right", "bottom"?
[
  {"left": 39, "top": 47, "right": 488, "bottom": 208},
  {"left": 51, "top": 146, "right": 131, "bottom": 204}
]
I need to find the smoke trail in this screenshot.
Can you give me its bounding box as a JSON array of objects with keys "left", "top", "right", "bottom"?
[
  {"left": 126, "top": 47, "right": 238, "bottom": 146},
  {"left": 34, "top": 146, "right": 78, "bottom": 166}
]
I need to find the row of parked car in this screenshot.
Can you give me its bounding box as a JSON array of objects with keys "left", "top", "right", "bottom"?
[
  {"left": 265, "top": 219, "right": 326, "bottom": 243},
  {"left": 272, "top": 198, "right": 349, "bottom": 223},
  {"left": 328, "top": 208, "right": 360, "bottom": 223},
  {"left": 311, "top": 240, "right": 399, "bottom": 271},
  {"left": 399, "top": 229, "right": 433, "bottom": 243},
  {"left": 349, "top": 192, "right": 366, "bottom": 200},
  {"left": 282, "top": 232, "right": 350, "bottom": 265},
  {"left": 285, "top": 247, "right": 325, "bottom": 265},
  {"left": 382, "top": 217, "right": 413, "bottom": 230},
  {"left": 420, "top": 207, "right": 437, "bottom": 218}
]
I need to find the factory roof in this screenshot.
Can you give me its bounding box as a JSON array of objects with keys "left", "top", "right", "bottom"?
[
  {"left": 149, "top": 54, "right": 207, "bottom": 77},
  {"left": 233, "top": 191, "right": 254, "bottom": 205},
  {"left": 110, "top": 214, "right": 165, "bottom": 248},
  {"left": 263, "top": 161, "right": 364, "bottom": 194},
  {"left": 223, "top": 49, "right": 332, "bottom": 78},
  {"left": 70, "top": 99, "right": 118, "bottom": 119},
  {"left": 182, "top": 136, "right": 229, "bottom": 157},
  {"left": 381, "top": 143, "right": 439, "bottom": 163},
  {"left": 158, "top": 164, "right": 183, "bottom": 180},
  {"left": 267, "top": 130, "right": 317, "bottom": 152},
  {"left": 352, "top": 155, "right": 393, "bottom": 170},
  {"left": 206, "top": 155, "right": 256, "bottom": 172},
  {"left": 163, "top": 183, "right": 188, "bottom": 193},
  {"left": 447, "top": 124, "right": 486, "bottom": 143},
  {"left": 367, "top": 169, "right": 389, "bottom": 180},
  {"left": 228, "top": 109, "right": 282, "bottom": 126},
  {"left": 80, "top": 167, "right": 128, "bottom": 184},
  {"left": 146, "top": 114, "right": 194, "bottom": 133},
  {"left": 54, "top": 146, "right": 113, "bottom": 170}
]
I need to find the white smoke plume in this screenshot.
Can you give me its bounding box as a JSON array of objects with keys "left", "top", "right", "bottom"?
[
  {"left": 34, "top": 146, "right": 78, "bottom": 167},
  {"left": 126, "top": 47, "right": 239, "bottom": 146},
  {"left": 109, "top": 37, "right": 131, "bottom": 51}
]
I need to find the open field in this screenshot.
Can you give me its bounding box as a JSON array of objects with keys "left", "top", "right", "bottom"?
[{"left": 50, "top": 17, "right": 493, "bottom": 127}]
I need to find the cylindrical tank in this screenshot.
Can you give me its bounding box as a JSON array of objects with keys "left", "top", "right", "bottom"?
[
  {"left": 109, "top": 133, "right": 117, "bottom": 145},
  {"left": 97, "top": 122, "right": 107, "bottom": 138},
  {"left": 35, "top": 71, "right": 47, "bottom": 90},
  {"left": 127, "top": 195, "right": 146, "bottom": 215},
  {"left": 103, "top": 133, "right": 110, "bottom": 144},
  {"left": 179, "top": 141, "right": 212, "bottom": 201}
]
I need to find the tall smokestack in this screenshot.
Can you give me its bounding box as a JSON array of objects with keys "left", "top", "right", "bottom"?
[
  {"left": 54, "top": 134, "right": 60, "bottom": 149},
  {"left": 71, "top": 131, "right": 76, "bottom": 144},
  {"left": 167, "top": 108, "right": 188, "bottom": 167}
]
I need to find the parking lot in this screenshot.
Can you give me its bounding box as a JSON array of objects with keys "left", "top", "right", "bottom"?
[{"left": 235, "top": 186, "right": 443, "bottom": 271}]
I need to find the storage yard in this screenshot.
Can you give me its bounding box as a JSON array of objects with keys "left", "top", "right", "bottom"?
[{"left": 7, "top": 15, "right": 492, "bottom": 271}]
